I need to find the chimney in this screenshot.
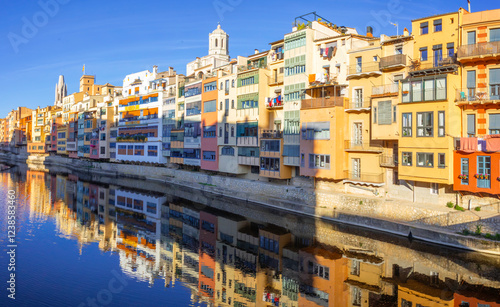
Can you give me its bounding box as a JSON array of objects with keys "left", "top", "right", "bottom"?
[
  {"left": 403, "top": 27, "right": 409, "bottom": 36},
  {"left": 366, "top": 26, "right": 373, "bottom": 38},
  {"left": 153, "top": 65, "right": 158, "bottom": 76},
  {"left": 254, "top": 49, "right": 259, "bottom": 54},
  {"left": 169, "top": 67, "right": 174, "bottom": 75}
]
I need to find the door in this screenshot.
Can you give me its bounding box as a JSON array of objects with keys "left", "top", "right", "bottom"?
[
  {"left": 433, "top": 47, "right": 442, "bottom": 67},
  {"left": 477, "top": 156, "right": 490, "bottom": 189},
  {"left": 353, "top": 123, "right": 363, "bottom": 146},
  {"left": 352, "top": 158, "right": 361, "bottom": 179}
]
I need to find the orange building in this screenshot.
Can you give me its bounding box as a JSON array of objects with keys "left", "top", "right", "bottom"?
[{"left": 201, "top": 75, "right": 219, "bottom": 171}]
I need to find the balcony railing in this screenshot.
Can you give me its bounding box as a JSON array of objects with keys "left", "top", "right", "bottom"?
[
  {"left": 268, "top": 75, "right": 284, "bottom": 85},
  {"left": 345, "top": 100, "right": 371, "bottom": 111},
  {"left": 238, "top": 63, "right": 266, "bottom": 73},
  {"left": 408, "top": 56, "right": 458, "bottom": 76},
  {"left": 347, "top": 63, "right": 381, "bottom": 77},
  {"left": 379, "top": 54, "right": 406, "bottom": 70},
  {"left": 458, "top": 41, "right": 500, "bottom": 59},
  {"left": 344, "top": 140, "right": 383, "bottom": 152},
  {"left": 380, "top": 155, "right": 397, "bottom": 167},
  {"left": 260, "top": 130, "right": 283, "bottom": 139},
  {"left": 456, "top": 89, "right": 500, "bottom": 103},
  {"left": 301, "top": 97, "right": 347, "bottom": 110},
  {"left": 343, "top": 171, "right": 384, "bottom": 183},
  {"left": 372, "top": 84, "right": 399, "bottom": 97}
]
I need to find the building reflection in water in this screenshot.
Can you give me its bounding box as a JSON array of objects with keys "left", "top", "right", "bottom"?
[{"left": 15, "top": 169, "right": 500, "bottom": 307}]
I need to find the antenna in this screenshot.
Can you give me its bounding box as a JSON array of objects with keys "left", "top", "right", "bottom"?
[{"left": 390, "top": 22, "right": 399, "bottom": 36}]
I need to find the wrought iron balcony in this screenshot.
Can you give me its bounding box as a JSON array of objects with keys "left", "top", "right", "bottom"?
[
  {"left": 458, "top": 41, "right": 500, "bottom": 60},
  {"left": 260, "top": 130, "right": 283, "bottom": 139}
]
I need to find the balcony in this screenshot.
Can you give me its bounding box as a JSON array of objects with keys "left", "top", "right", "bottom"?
[
  {"left": 372, "top": 84, "right": 399, "bottom": 97},
  {"left": 119, "top": 115, "right": 159, "bottom": 125},
  {"left": 344, "top": 140, "right": 383, "bottom": 152},
  {"left": 301, "top": 97, "right": 346, "bottom": 110},
  {"left": 116, "top": 135, "right": 148, "bottom": 142},
  {"left": 343, "top": 171, "right": 384, "bottom": 184},
  {"left": 238, "top": 156, "right": 259, "bottom": 166},
  {"left": 380, "top": 155, "right": 397, "bottom": 167},
  {"left": 379, "top": 54, "right": 406, "bottom": 71},
  {"left": 260, "top": 130, "right": 283, "bottom": 139},
  {"left": 237, "top": 136, "right": 258, "bottom": 147},
  {"left": 268, "top": 75, "right": 284, "bottom": 86},
  {"left": 456, "top": 89, "right": 500, "bottom": 105},
  {"left": 408, "top": 56, "right": 458, "bottom": 77},
  {"left": 344, "top": 100, "right": 371, "bottom": 112},
  {"left": 238, "top": 63, "right": 266, "bottom": 73},
  {"left": 347, "top": 63, "right": 382, "bottom": 79},
  {"left": 266, "top": 101, "right": 283, "bottom": 110},
  {"left": 458, "top": 41, "right": 500, "bottom": 62}
]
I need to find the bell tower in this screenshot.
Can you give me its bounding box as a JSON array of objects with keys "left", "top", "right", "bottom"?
[{"left": 209, "top": 23, "right": 229, "bottom": 57}]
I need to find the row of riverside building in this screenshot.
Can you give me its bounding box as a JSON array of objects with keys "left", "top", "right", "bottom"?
[{"left": 2, "top": 8, "right": 500, "bottom": 206}]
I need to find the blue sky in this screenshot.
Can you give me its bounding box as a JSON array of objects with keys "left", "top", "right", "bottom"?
[{"left": 0, "top": 0, "right": 495, "bottom": 117}]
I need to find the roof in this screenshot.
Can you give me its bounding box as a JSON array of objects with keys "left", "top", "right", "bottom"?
[
  {"left": 314, "top": 33, "right": 378, "bottom": 43},
  {"left": 247, "top": 50, "right": 269, "bottom": 59},
  {"left": 268, "top": 38, "right": 284, "bottom": 46},
  {"left": 411, "top": 10, "right": 460, "bottom": 22}
]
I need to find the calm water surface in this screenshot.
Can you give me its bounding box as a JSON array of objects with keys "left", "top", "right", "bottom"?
[{"left": 0, "top": 165, "right": 499, "bottom": 307}]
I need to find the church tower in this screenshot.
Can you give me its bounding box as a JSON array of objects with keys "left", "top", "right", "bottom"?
[
  {"left": 54, "top": 75, "right": 67, "bottom": 107},
  {"left": 208, "top": 23, "right": 229, "bottom": 59}
]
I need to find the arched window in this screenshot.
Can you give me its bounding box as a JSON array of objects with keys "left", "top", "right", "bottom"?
[
  {"left": 221, "top": 39, "right": 224, "bottom": 48},
  {"left": 215, "top": 39, "right": 218, "bottom": 47}
]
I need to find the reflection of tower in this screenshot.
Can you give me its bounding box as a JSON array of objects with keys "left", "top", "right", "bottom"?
[
  {"left": 54, "top": 75, "right": 67, "bottom": 107},
  {"left": 208, "top": 23, "right": 229, "bottom": 60}
]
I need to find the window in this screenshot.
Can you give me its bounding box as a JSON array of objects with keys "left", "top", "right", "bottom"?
[
  {"left": 461, "top": 158, "right": 469, "bottom": 185},
  {"left": 401, "top": 298, "right": 413, "bottom": 307},
  {"left": 430, "top": 182, "right": 439, "bottom": 195},
  {"left": 467, "top": 31, "right": 476, "bottom": 45},
  {"left": 308, "top": 262, "right": 330, "bottom": 280},
  {"left": 231, "top": 100, "right": 234, "bottom": 109},
  {"left": 490, "top": 68, "right": 500, "bottom": 100},
  {"left": 402, "top": 113, "right": 412, "bottom": 137},
  {"left": 467, "top": 114, "right": 476, "bottom": 137},
  {"left": 420, "top": 21, "right": 428, "bottom": 35},
  {"left": 438, "top": 111, "right": 445, "bottom": 137},
  {"left": 231, "top": 126, "right": 234, "bottom": 137},
  {"left": 490, "top": 28, "right": 500, "bottom": 42},
  {"left": 240, "top": 76, "right": 255, "bottom": 86},
  {"left": 373, "top": 107, "right": 377, "bottom": 124},
  {"left": 417, "top": 112, "right": 433, "bottom": 137},
  {"left": 402, "top": 152, "right": 412, "bottom": 166},
  {"left": 260, "top": 157, "right": 280, "bottom": 172},
  {"left": 433, "top": 19, "right": 442, "bottom": 32},
  {"left": 355, "top": 57, "right": 362, "bottom": 73},
  {"left": 378, "top": 101, "right": 392, "bottom": 125},
  {"left": 220, "top": 101, "right": 223, "bottom": 110},
  {"left": 395, "top": 45, "right": 403, "bottom": 54},
  {"left": 354, "top": 88, "right": 363, "bottom": 105},
  {"left": 261, "top": 140, "right": 280, "bottom": 152},
  {"left": 417, "top": 153, "right": 434, "bottom": 167},
  {"left": 219, "top": 126, "right": 222, "bottom": 137},
  {"left": 203, "top": 125, "right": 216, "bottom": 138},
  {"left": 352, "top": 287, "right": 361, "bottom": 306},
  {"left": 203, "top": 151, "right": 216, "bottom": 161},
  {"left": 220, "top": 82, "right": 223, "bottom": 90},
  {"left": 351, "top": 260, "right": 360, "bottom": 276},
  {"left": 420, "top": 47, "right": 428, "bottom": 61},
  {"left": 467, "top": 70, "right": 476, "bottom": 100},
  {"left": 489, "top": 114, "right": 500, "bottom": 134},
  {"left": 438, "top": 153, "right": 445, "bottom": 168},
  {"left": 309, "top": 154, "right": 330, "bottom": 169},
  {"left": 221, "top": 146, "right": 234, "bottom": 156},
  {"left": 447, "top": 42, "right": 454, "bottom": 58},
  {"left": 204, "top": 81, "right": 217, "bottom": 92},
  {"left": 232, "top": 79, "right": 235, "bottom": 87},
  {"left": 373, "top": 56, "right": 378, "bottom": 62}
]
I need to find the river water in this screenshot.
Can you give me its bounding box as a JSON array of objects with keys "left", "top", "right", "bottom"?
[{"left": 0, "top": 165, "right": 499, "bottom": 307}]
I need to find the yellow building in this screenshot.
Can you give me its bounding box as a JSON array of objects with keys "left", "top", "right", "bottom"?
[{"left": 398, "top": 10, "right": 462, "bottom": 204}]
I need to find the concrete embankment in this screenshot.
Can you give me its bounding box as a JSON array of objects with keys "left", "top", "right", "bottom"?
[{"left": 2, "top": 152, "right": 500, "bottom": 255}]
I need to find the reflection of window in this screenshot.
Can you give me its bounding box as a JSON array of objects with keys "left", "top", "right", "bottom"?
[
  {"left": 351, "top": 260, "right": 360, "bottom": 276},
  {"left": 402, "top": 152, "right": 412, "bottom": 166},
  {"left": 352, "top": 287, "right": 361, "bottom": 306},
  {"left": 417, "top": 152, "right": 434, "bottom": 167}
]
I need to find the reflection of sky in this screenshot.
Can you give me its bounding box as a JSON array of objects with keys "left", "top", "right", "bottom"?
[{"left": 0, "top": 173, "right": 207, "bottom": 307}]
